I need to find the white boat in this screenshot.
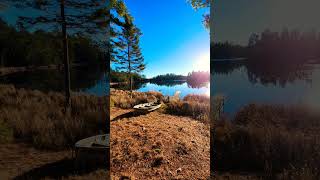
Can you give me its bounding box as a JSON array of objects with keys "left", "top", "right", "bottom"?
[
  {"left": 74, "top": 134, "right": 109, "bottom": 169},
  {"left": 133, "top": 102, "right": 162, "bottom": 112},
  {"left": 75, "top": 134, "right": 109, "bottom": 150}
]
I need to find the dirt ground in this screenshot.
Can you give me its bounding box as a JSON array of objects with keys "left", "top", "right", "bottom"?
[
  {"left": 110, "top": 107, "right": 210, "bottom": 179},
  {"left": 0, "top": 143, "right": 109, "bottom": 179}
]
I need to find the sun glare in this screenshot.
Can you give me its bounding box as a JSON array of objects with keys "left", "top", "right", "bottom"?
[
  {"left": 205, "top": 83, "right": 210, "bottom": 97},
  {"left": 193, "top": 52, "right": 210, "bottom": 72}
]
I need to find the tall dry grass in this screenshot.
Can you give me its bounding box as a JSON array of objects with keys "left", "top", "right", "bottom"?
[
  {"left": 0, "top": 84, "right": 108, "bottom": 149},
  {"left": 214, "top": 104, "right": 320, "bottom": 179},
  {"left": 111, "top": 89, "right": 214, "bottom": 124},
  {"left": 165, "top": 98, "right": 210, "bottom": 124},
  {"left": 110, "top": 89, "right": 164, "bottom": 108}
]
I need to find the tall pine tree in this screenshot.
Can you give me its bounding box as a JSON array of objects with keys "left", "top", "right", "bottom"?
[{"left": 111, "top": 1, "right": 145, "bottom": 93}]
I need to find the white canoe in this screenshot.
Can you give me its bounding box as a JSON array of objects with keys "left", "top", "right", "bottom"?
[
  {"left": 75, "top": 134, "right": 109, "bottom": 149},
  {"left": 133, "top": 102, "right": 162, "bottom": 112}
]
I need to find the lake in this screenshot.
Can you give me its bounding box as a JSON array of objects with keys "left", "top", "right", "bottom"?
[
  {"left": 112, "top": 81, "right": 210, "bottom": 98},
  {"left": 0, "top": 66, "right": 109, "bottom": 96},
  {"left": 211, "top": 60, "right": 320, "bottom": 115}
]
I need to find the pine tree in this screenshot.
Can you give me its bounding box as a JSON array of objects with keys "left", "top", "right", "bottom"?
[{"left": 112, "top": 13, "right": 145, "bottom": 92}]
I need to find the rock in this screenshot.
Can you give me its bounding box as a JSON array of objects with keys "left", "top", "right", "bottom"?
[{"left": 176, "top": 167, "right": 182, "bottom": 173}]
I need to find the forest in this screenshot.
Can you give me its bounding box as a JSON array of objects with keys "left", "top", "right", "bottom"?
[
  {"left": 212, "top": 28, "right": 320, "bottom": 62},
  {"left": 0, "top": 18, "right": 106, "bottom": 67}
]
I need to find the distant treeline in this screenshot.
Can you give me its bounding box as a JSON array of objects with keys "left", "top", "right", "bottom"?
[
  {"left": 110, "top": 70, "right": 210, "bottom": 87},
  {"left": 212, "top": 42, "right": 247, "bottom": 59},
  {"left": 212, "top": 28, "right": 320, "bottom": 62},
  {"left": 0, "top": 18, "right": 106, "bottom": 67},
  {"left": 150, "top": 73, "right": 186, "bottom": 82},
  {"left": 110, "top": 69, "right": 145, "bottom": 83}
]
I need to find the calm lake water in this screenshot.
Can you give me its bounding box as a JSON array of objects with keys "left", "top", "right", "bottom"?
[
  {"left": 113, "top": 81, "right": 210, "bottom": 98},
  {"left": 211, "top": 60, "right": 320, "bottom": 115},
  {"left": 0, "top": 66, "right": 109, "bottom": 96}
]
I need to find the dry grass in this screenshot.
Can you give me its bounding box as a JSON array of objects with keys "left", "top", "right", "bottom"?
[
  {"left": 110, "top": 108, "right": 210, "bottom": 179},
  {"left": 110, "top": 89, "right": 165, "bottom": 108},
  {"left": 214, "top": 104, "right": 320, "bottom": 179},
  {"left": 183, "top": 94, "right": 210, "bottom": 104},
  {"left": 0, "top": 84, "right": 108, "bottom": 149},
  {"left": 111, "top": 89, "right": 212, "bottom": 124},
  {"left": 164, "top": 100, "right": 210, "bottom": 124}
]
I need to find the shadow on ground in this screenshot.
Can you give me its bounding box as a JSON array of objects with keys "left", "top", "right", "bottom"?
[
  {"left": 112, "top": 110, "right": 150, "bottom": 121},
  {"left": 13, "top": 157, "right": 108, "bottom": 180}
]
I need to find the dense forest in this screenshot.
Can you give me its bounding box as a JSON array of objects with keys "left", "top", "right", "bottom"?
[
  {"left": 211, "top": 42, "right": 247, "bottom": 59},
  {"left": 0, "top": 18, "right": 106, "bottom": 67},
  {"left": 150, "top": 73, "right": 187, "bottom": 82},
  {"left": 110, "top": 69, "right": 145, "bottom": 83},
  {"left": 212, "top": 28, "right": 320, "bottom": 62}
]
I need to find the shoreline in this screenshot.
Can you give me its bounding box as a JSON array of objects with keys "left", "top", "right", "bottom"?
[{"left": 0, "top": 63, "right": 105, "bottom": 76}]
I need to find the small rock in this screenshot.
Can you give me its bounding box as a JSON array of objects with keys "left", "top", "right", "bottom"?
[
  {"left": 120, "top": 176, "right": 131, "bottom": 180},
  {"left": 176, "top": 167, "right": 182, "bottom": 173}
]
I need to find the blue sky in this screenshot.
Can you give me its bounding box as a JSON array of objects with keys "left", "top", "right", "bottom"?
[
  {"left": 123, "top": 0, "right": 210, "bottom": 78},
  {"left": 1, "top": 1, "right": 210, "bottom": 79}
]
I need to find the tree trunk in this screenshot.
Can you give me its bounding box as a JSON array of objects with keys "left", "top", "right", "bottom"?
[
  {"left": 128, "top": 43, "right": 132, "bottom": 95},
  {"left": 60, "top": 0, "right": 71, "bottom": 108}
]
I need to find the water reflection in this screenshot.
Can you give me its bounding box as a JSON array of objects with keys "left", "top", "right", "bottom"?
[
  {"left": 0, "top": 66, "right": 108, "bottom": 96},
  {"left": 211, "top": 59, "right": 320, "bottom": 114},
  {"left": 112, "top": 80, "right": 210, "bottom": 98},
  {"left": 212, "top": 59, "right": 315, "bottom": 87}
]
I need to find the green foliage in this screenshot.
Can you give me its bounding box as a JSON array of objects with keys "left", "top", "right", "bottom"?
[
  {"left": 110, "top": 69, "right": 145, "bottom": 83},
  {"left": 187, "top": 0, "right": 210, "bottom": 29},
  {"left": 111, "top": 12, "right": 145, "bottom": 74},
  {"left": 3, "top": 0, "right": 108, "bottom": 38},
  {"left": 188, "top": 0, "right": 210, "bottom": 10},
  {"left": 110, "top": 1, "right": 145, "bottom": 91},
  {"left": 151, "top": 73, "right": 186, "bottom": 82},
  {"left": 0, "top": 19, "right": 104, "bottom": 67}
]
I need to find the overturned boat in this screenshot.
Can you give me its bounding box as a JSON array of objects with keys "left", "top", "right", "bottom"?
[
  {"left": 74, "top": 134, "right": 109, "bottom": 169},
  {"left": 133, "top": 102, "right": 162, "bottom": 112},
  {"left": 75, "top": 134, "right": 109, "bottom": 149}
]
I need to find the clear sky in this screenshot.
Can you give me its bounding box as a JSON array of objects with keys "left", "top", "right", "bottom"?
[
  {"left": 123, "top": 0, "right": 210, "bottom": 78},
  {"left": 213, "top": 0, "right": 320, "bottom": 45}
]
